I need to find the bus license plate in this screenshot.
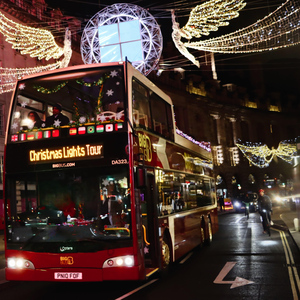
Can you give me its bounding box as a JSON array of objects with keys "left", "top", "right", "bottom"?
[{"left": 54, "top": 272, "right": 82, "bottom": 280}]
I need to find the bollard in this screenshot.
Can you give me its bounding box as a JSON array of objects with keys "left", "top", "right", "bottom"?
[{"left": 294, "top": 218, "right": 299, "bottom": 231}]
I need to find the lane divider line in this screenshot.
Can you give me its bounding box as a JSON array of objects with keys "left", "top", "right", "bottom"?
[
  {"left": 115, "top": 279, "right": 158, "bottom": 300},
  {"left": 275, "top": 228, "right": 300, "bottom": 300}
]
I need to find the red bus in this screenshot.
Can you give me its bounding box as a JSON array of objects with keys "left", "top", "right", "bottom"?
[{"left": 4, "top": 61, "right": 218, "bottom": 282}]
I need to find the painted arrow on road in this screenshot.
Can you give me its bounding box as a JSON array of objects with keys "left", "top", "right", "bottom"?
[{"left": 214, "top": 262, "right": 254, "bottom": 289}]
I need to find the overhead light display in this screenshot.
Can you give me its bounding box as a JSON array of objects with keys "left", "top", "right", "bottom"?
[
  {"left": 172, "top": 0, "right": 300, "bottom": 67},
  {"left": 236, "top": 140, "right": 297, "bottom": 168},
  {"left": 0, "top": 12, "right": 72, "bottom": 94},
  {"left": 80, "top": 3, "right": 163, "bottom": 76}
]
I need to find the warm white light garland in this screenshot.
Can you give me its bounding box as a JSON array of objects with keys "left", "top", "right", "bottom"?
[
  {"left": 0, "top": 12, "right": 72, "bottom": 94},
  {"left": 172, "top": 0, "right": 300, "bottom": 67},
  {"left": 236, "top": 141, "right": 297, "bottom": 168},
  {"left": 0, "top": 11, "right": 64, "bottom": 60}
]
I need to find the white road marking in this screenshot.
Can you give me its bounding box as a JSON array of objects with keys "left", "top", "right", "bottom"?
[
  {"left": 180, "top": 252, "right": 193, "bottom": 264},
  {"left": 277, "top": 229, "right": 300, "bottom": 300},
  {"left": 214, "top": 262, "right": 254, "bottom": 289},
  {"left": 115, "top": 279, "right": 158, "bottom": 300}
]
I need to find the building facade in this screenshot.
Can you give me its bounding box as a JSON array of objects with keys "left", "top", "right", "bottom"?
[{"left": 149, "top": 66, "right": 300, "bottom": 202}]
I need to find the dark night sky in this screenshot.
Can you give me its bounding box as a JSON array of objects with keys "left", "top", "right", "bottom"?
[{"left": 45, "top": 0, "right": 300, "bottom": 95}]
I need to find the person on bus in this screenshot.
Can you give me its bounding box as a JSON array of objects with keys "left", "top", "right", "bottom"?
[
  {"left": 28, "top": 111, "right": 44, "bottom": 128},
  {"left": 46, "top": 103, "right": 69, "bottom": 127},
  {"left": 257, "top": 189, "right": 273, "bottom": 233}
]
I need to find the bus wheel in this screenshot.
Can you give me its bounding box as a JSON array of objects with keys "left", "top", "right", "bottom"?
[
  {"left": 161, "top": 239, "right": 171, "bottom": 269},
  {"left": 200, "top": 226, "right": 205, "bottom": 247},
  {"left": 205, "top": 220, "right": 213, "bottom": 246}
]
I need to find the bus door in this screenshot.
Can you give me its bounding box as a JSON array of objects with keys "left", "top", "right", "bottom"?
[{"left": 138, "top": 171, "right": 160, "bottom": 270}]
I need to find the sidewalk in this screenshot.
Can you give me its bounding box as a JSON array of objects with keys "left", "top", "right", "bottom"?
[{"left": 272, "top": 205, "right": 300, "bottom": 250}]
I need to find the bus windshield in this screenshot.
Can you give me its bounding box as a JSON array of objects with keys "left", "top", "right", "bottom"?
[
  {"left": 9, "top": 65, "right": 125, "bottom": 137},
  {"left": 6, "top": 165, "right": 131, "bottom": 252}
]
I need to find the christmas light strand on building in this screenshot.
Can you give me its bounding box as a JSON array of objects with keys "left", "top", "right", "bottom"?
[
  {"left": 172, "top": 0, "right": 300, "bottom": 67},
  {"left": 0, "top": 63, "right": 62, "bottom": 94},
  {"left": 176, "top": 128, "right": 211, "bottom": 152},
  {"left": 0, "top": 12, "right": 72, "bottom": 95},
  {"left": 236, "top": 141, "right": 297, "bottom": 168}
]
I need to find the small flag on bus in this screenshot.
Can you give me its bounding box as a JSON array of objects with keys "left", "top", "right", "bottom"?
[
  {"left": 115, "top": 123, "right": 123, "bottom": 131},
  {"left": 96, "top": 125, "right": 104, "bottom": 133},
  {"left": 36, "top": 131, "right": 43, "bottom": 139},
  {"left": 78, "top": 127, "right": 86, "bottom": 135},
  {"left": 69, "top": 128, "right": 77, "bottom": 135},
  {"left": 87, "top": 126, "right": 95, "bottom": 133},
  {"left": 27, "top": 133, "right": 35, "bottom": 140},
  {"left": 44, "top": 131, "right": 51, "bottom": 138},
  {"left": 105, "top": 124, "right": 113, "bottom": 132},
  {"left": 52, "top": 130, "right": 60, "bottom": 137},
  {"left": 11, "top": 135, "right": 18, "bottom": 142}
]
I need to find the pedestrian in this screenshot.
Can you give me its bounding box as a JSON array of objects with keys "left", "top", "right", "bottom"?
[
  {"left": 257, "top": 189, "right": 273, "bottom": 233},
  {"left": 218, "top": 195, "right": 225, "bottom": 212}
]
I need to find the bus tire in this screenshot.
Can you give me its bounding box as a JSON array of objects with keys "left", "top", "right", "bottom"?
[
  {"left": 199, "top": 219, "right": 205, "bottom": 248},
  {"left": 205, "top": 219, "right": 213, "bottom": 246},
  {"left": 160, "top": 233, "right": 173, "bottom": 274}
]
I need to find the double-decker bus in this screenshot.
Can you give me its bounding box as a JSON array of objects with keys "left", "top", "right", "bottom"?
[{"left": 4, "top": 61, "right": 218, "bottom": 282}]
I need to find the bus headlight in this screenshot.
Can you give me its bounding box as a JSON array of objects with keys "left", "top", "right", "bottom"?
[
  {"left": 7, "top": 257, "right": 35, "bottom": 269},
  {"left": 103, "top": 255, "right": 134, "bottom": 268}
]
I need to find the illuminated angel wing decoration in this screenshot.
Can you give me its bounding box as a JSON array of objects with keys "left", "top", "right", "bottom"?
[
  {"left": 172, "top": 0, "right": 300, "bottom": 68},
  {"left": 236, "top": 141, "right": 296, "bottom": 168},
  {"left": 171, "top": 10, "right": 200, "bottom": 68},
  {"left": 172, "top": 0, "right": 246, "bottom": 66},
  {"left": 0, "top": 11, "right": 72, "bottom": 94},
  {"left": 179, "top": 0, "right": 246, "bottom": 40},
  {"left": 0, "top": 11, "right": 65, "bottom": 60}
]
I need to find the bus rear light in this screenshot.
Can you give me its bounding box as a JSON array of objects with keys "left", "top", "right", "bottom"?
[
  {"left": 103, "top": 255, "right": 134, "bottom": 268},
  {"left": 7, "top": 258, "right": 35, "bottom": 270}
]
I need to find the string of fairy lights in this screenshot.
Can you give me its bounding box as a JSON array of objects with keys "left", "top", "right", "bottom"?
[
  {"left": 236, "top": 140, "right": 297, "bottom": 168},
  {"left": 0, "top": 11, "right": 72, "bottom": 94},
  {"left": 172, "top": 0, "right": 300, "bottom": 67},
  {"left": 0, "top": 11, "right": 64, "bottom": 60}
]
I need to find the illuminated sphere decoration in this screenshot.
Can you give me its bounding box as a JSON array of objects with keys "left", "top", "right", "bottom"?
[{"left": 80, "top": 3, "right": 163, "bottom": 76}]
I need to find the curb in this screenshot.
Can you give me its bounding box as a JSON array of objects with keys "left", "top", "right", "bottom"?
[{"left": 271, "top": 223, "right": 289, "bottom": 232}]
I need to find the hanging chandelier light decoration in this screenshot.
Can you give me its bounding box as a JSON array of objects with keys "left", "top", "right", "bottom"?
[
  {"left": 0, "top": 12, "right": 72, "bottom": 94},
  {"left": 236, "top": 140, "right": 297, "bottom": 168},
  {"left": 172, "top": 0, "right": 300, "bottom": 67}
]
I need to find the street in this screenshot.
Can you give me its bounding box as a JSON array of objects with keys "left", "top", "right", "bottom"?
[{"left": 0, "top": 205, "right": 299, "bottom": 300}]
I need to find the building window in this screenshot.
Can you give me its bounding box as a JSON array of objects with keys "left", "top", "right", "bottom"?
[
  {"left": 212, "top": 145, "right": 224, "bottom": 166},
  {"left": 225, "top": 119, "right": 234, "bottom": 147},
  {"left": 229, "top": 147, "right": 240, "bottom": 166}
]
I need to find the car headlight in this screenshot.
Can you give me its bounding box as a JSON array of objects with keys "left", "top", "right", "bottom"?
[{"left": 234, "top": 202, "right": 241, "bottom": 208}]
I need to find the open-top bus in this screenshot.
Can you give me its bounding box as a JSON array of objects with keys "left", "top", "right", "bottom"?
[{"left": 4, "top": 61, "right": 218, "bottom": 281}]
